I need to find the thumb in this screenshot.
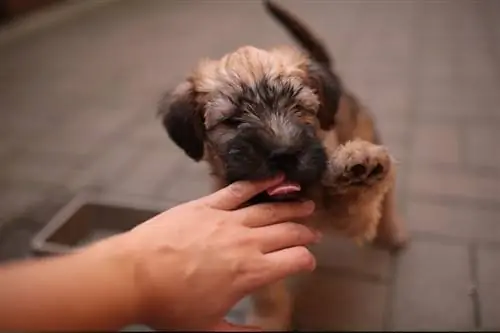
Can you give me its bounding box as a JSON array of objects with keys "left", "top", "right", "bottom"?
[
  {"left": 209, "top": 319, "right": 262, "bottom": 331},
  {"left": 200, "top": 175, "right": 284, "bottom": 211}
]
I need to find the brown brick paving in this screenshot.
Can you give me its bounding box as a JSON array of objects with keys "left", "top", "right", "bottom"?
[{"left": 0, "top": 0, "right": 499, "bottom": 330}]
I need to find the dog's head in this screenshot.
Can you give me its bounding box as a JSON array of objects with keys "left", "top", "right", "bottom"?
[{"left": 159, "top": 46, "right": 342, "bottom": 202}]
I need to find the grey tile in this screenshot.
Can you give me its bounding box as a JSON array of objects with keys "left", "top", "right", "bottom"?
[
  {"left": 0, "top": 110, "right": 56, "bottom": 145},
  {"left": 0, "top": 217, "right": 43, "bottom": 262},
  {"left": 0, "top": 181, "right": 57, "bottom": 222},
  {"left": 464, "top": 124, "right": 500, "bottom": 169},
  {"left": 23, "top": 108, "right": 135, "bottom": 157},
  {"left": 293, "top": 271, "right": 387, "bottom": 331},
  {"left": 477, "top": 246, "right": 500, "bottom": 329},
  {"left": 161, "top": 160, "right": 214, "bottom": 204},
  {"left": 374, "top": 118, "right": 411, "bottom": 167},
  {"left": 385, "top": 138, "right": 410, "bottom": 171},
  {"left": 109, "top": 146, "right": 186, "bottom": 197},
  {"left": 419, "top": 54, "right": 455, "bottom": 83},
  {"left": 346, "top": 77, "right": 413, "bottom": 119},
  {"left": 391, "top": 240, "right": 474, "bottom": 330},
  {"left": 0, "top": 141, "right": 16, "bottom": 161},
  {"left": 408, "top": 167, "right": 500, "bottom": 204},
  {"left": 69, "top": 142, "right": 140, "bottom": 190},
  {"left": 411, "top": 123, "right": 462, "bottom": 165},
  {"left": 0, "top": 150, "right": 81, "bottom": 185},
  {"left": 130, "top": 118, "right": 169, "bottom": 146},
  {"left": 309, "top": 234, "right": 391, "bottom": 280},
  {"left": 24, "top": 125, "right": 110, "bottom": 157},
  {"left": 407, "top": 200, "right": 500, "bottom": 242},
  {"left": 375, "top": 117, "right": 411, "bottom": 141},
  {"left": 418, "top": 82, "right": 500, "bottom": 121}
]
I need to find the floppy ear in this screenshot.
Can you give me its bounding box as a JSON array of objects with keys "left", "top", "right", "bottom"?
[
  {"left": 158, "top": 80, "right": 206, "bottom": 161},
  {"left": 306, "top": 61, "right": 342, "bottom": 130}
]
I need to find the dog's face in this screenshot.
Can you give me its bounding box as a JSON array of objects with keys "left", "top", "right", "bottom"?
[{"left": 160, "top": 46, "right": 342, "bottom": 202}]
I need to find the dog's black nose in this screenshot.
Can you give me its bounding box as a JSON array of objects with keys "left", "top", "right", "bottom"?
[{"left": 269, "top": 148, "right": 298, "bottom": 170}]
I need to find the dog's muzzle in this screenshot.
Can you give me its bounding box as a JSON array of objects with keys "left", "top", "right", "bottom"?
[{"left": 220, "top": 125, "right": 328, "bottom": 201}]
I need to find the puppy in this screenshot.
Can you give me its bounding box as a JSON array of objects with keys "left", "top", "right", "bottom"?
[{"left": 158, "top": 0, "right": 408, "bottom": 330}]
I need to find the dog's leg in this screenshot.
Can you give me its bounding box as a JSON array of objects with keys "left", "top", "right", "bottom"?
[
  {"left": 246, "top": 280, "right": 292, "bottom": 331},
  {"left": 373, "top": 185, "right": 408, "bottom": 251},
  {"left": 321, "top": 139, "right": 396, "bottom": 244}
]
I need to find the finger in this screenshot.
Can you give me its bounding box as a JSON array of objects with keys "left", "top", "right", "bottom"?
[
  {"left": 210, "top": 319, "right": 262, "bottom": 331},
  {"left": 200, "top": 175, "right": 284, "bottom": 210},
  {"left": 260, "top": 246, "right": 316, "bottom": 284},
  {"left": 251, "top": 222, "right": 321, "bottom": 253},
  {"left": 238, "top": 200, "right": 315, "bottom": 228}
]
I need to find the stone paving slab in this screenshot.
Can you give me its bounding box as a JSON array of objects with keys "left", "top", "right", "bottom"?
[
  {"left": 293, "top": 270, "right": 388, "bottom": 331},
  {"left": 464, "top": 124, "right": 500, "bottom": 169},
  {"left": 390, "top": 240, "right": 475, "bottom": 331},
  {"left": 407, "top": 200, "right": 500, "bottom": 243},
  {"left": 411, "top": 122, "right": 463, "bottom": 166},
  {"left": 408, "top": 167, "right": 500, "bottom": 205},
  {"left": 477, "top": 245, "right": 500, "bottom": 329},
  {"left": 308, "top": 234, "right": 392, "bottom": 281}
]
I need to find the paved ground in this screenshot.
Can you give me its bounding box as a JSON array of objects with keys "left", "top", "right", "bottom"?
[{"left": 0, "top": 0, "right": 500, "bottom": 330}]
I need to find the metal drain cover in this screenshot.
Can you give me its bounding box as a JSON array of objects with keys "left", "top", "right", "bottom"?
[{"left": 31, "top": 193, "right": 166, "bottom": 256}]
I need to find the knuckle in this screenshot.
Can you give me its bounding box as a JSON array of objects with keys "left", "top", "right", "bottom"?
[
  {"left": 239, "top": 232, "right": 257, "bottom": 248},
  {"left": 227, "top": 182, "right": 246, "bottom": 198},
  {"left": 262, "top": 204, "right": 277, "bottom": 221},
  {"left": 285, "top": 223, "right": 308, "bottom": 241},
  {"left": 236, "top": 211, "right": 251, "bottom": 225},
  {"left": 282, "top": 202, "right": 314, "bottom": 219}
]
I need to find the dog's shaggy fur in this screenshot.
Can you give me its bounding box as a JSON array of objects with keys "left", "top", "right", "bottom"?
[{"left": 158, "top": 0, "right": 408, "bottom": 330}]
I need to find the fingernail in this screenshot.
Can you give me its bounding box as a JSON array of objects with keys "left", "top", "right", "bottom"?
[
  {"left": 303, "top": 200, "right": 315, "bottom": 213},
  {"left": 274, "top": 173, "right": 285, "bottom": 182},
  {"left": 264, "top": 174, "right": 285, "bottom": 187}
]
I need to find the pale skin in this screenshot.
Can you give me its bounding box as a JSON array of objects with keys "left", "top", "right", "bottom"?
[{"left": 0, "top": 175, "right": 320, "bottom": 332}]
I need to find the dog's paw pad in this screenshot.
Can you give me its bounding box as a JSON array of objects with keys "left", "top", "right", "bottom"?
[
  {"left": 350, "top": 164, "right": 367, "bottom": 177},
  {"left": 369, "top": 163, "right": 384, "bottom": 177},
  {"left": 328, "top": 139, "right": 392, "bottom": 188},
  {"left": 348, "top": 162, "right": 384, "bottom": 179},
  {"left": 345, "top": 161, "right": 386, "bottom": 185}
]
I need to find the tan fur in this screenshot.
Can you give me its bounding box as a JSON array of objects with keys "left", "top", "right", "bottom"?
[
  {"left": 194, "top": 46, "right": 308, "bottom": 89},
  {"left": 171, "top": 45, "right": 407, "bottom": 331},
  {"left": 240, "top": 86, "right": 406, "bottom": 331},
  {"left": 190, "top": 46, "right": 321, "bottom": 124}
]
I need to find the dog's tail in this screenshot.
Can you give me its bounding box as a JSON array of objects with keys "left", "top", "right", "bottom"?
[{"left": 263, "top": 0, "right": 332, "bottom": 68}]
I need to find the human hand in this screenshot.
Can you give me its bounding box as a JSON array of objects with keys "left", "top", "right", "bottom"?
[{"left": 116, "top": 175, "right": 319, "bottom": 330}]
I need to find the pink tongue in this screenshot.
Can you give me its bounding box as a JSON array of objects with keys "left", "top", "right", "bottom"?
[{"left": 267, "top": 181, "right": 301, "bottom": 196}]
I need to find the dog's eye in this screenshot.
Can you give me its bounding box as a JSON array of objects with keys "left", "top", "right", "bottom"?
[
  {"left": 295, "top": 107, "right": 315, "bottom": 117},
  {"left": 221, "top": 117, "right": 242, "bottom": 127}
]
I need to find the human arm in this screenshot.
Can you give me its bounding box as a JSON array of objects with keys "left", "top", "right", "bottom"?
[
  {"left": 0, "top": 175, "right": 319, "bottom": 331},
  {"left": 0, "top": 236, "right": 141, "bottom": 331}
]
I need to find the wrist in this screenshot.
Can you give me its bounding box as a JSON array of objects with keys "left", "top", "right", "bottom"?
[
  {"left": 81, "top": 233, "right": 144, "bottom": 328},
  {"left": 115, "top": 228, "right": 184, "bottom": 330}
]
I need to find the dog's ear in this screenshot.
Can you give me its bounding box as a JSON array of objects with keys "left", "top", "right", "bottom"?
[
  {"left": 306, "top": 61, "right": 342, "bottom": 130},
  {"left": 158, "top": 80, "right": 206, "bottom": 161}
]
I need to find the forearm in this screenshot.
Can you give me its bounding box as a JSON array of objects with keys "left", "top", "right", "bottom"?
[{"left": 0, "top": 235, "right": 140, "bottom": 331}]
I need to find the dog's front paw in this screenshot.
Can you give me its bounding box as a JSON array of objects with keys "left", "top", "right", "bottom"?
[{"left": 324, "top": 139, "right": 394, "bottom": 192}]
